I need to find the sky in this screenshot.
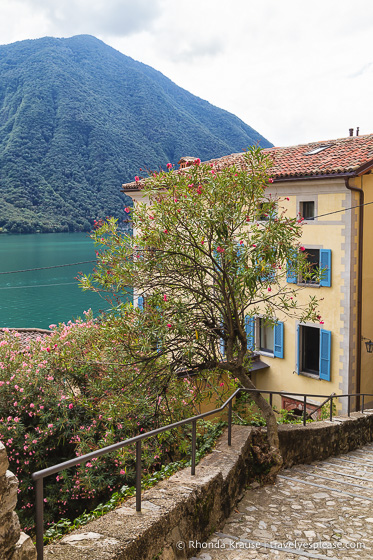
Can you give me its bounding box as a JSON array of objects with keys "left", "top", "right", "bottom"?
[{"left": 1, "top": 0, "right": 372, "bottom": 147}]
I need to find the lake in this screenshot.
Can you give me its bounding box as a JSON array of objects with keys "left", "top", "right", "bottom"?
[{"left": 0, "top": 233, "right": 126, "bottom": 329}]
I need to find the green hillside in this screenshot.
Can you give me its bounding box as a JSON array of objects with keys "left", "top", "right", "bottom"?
[{"left": 0, "top": 35, "right": 272, "bottom": 233}]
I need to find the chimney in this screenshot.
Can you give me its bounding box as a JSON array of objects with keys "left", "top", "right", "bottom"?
[
  {"left": 178, "top": 156, "right": 197, "bottom": 169},
  {"left": 349, "top": 128, "right": 354, "bottom": 137},
  {"left": 356, "top": 127, "right": 360, "bottom": 136}
]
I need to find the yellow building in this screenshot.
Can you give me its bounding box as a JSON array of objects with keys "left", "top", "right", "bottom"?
[{"left": 123, "top": 133, "right": 373, "bottom": 415}]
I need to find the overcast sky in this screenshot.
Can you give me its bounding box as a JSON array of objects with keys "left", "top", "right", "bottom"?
[{"left": 1, "top": 0, "right": 372, "bottom": 147}]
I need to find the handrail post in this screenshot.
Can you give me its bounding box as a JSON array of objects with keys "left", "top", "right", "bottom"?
[
  {"left": 228, "top": 400, "right": 232, "bottom": 447},
  {"left": 191, "top": 420, "right": 197, "bottom": 475},
  {"left": 136, "top": 441, "right": 141, "bottom": 512},
  {"left": 361, "top": 394, "right": 365, "bottom": 413},
  {"left": 347, "top": 395, "right": 351, "bottom": 417},
  {"left": 303, "top": 396, "right": 307, "bottom": 426},
  {"left": 269, "top": 392, "right": 273, "bottom": 407},
  {"left": 330, "top": 397, "right": 333, "bottom": 421},
  {"left": 35, "top": 478, "right": 44, "bottom": 560}
]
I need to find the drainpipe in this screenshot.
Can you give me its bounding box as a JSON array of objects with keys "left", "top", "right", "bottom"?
[{"left": 345, "top": 177, "right": 364, "bottom": 410}]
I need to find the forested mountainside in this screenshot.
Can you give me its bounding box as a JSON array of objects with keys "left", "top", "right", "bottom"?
[{"left": 0, "top": 35, "right": 272, "bottom": 233}]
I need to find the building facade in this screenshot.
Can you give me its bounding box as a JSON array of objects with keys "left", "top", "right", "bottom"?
[{"left": 123, "top": 133, "right": 373, "bottom": 414}]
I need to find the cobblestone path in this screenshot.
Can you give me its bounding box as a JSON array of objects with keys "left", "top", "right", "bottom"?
[{"left": 192, "top": 443, "right": 373, "bottom": 560}]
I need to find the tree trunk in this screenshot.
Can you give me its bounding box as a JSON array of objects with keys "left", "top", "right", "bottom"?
[{"left": 234, "top": 365, "right": 283, "bottom": 471}]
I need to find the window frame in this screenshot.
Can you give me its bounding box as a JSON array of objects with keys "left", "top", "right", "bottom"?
[
  {"left": 296, "top": 324, "right": 331, "bottom": 381},
  {"left": 245, "top": 316, "right": 284, "bottom": 359},
  {"left": 287, "top": 247, "right": 331, "bottom": 287}
]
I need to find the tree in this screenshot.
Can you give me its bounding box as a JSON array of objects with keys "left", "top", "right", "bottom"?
[{"left": 81, "top": 147, "right": 321, "bottom": 467}]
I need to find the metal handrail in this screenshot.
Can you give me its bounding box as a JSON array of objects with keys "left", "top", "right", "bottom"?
[{"left": 31, "top": 389, "right": 373, "bottom": 559}]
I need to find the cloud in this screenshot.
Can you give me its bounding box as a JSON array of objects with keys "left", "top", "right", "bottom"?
[
  {"left": 6, "top": 0, "right": 163, "bottom": 38},
  {"left": 348, "top": 62, "right": 373, "bottom": 79}
]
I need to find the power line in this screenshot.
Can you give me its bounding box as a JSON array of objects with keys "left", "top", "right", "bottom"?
[
  {"left": 0, "top": 198, "right": 372, "bottom": 277},
  {"left": 310, "top": 199, "right": 373, "bottom": 220},
  {"left": 0, "top": 282, "right": 77, "bottom": 290},
  {"left": 0, "top": 261, "right": 96, "bottom": 275}
]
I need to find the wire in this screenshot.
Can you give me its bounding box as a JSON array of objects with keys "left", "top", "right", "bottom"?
[
  {"left": 0, "top": 282, "right": 77, "bottom": 290},
  {"left": 0, "top": 198, "right": 371, "bottom": 277},
  {"left": 308, "top": 199, "right": 373, "bottom": 220},
  {"left": 0, "top": 261, "right": 96, "bottom": 275}
]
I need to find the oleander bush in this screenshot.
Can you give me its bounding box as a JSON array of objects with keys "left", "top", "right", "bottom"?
[{"left": 0, "top": 312, "right": 232, "bottom": 532}]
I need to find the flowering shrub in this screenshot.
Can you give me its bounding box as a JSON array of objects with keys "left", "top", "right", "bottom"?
[{"left": 0, "top": 313, "right": 227, "bottom": 532}]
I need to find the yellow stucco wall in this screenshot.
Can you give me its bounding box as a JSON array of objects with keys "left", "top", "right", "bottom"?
[{"left": 252, "top": 181, "right": 352, "bottom": 412}]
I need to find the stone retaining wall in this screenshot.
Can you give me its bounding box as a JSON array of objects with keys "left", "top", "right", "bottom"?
[
  {"left": 0, "top": 442, "right": 36, "bottom": 560},
  {"left": 6, "top": 411, "right": 373, "bottom": 560},
  {"left": 42, "top": 411, "right": 373, "bottom": 560}
]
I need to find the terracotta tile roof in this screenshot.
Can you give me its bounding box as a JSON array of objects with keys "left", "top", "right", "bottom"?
[
  {"left": 265, "top": 134, "right": 373, "bottom": 179},
  {"left": 122, "top": 134, "right": 373, "bottom": 191}
]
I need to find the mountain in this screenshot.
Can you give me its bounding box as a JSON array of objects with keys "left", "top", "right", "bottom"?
[{"left": 0, "top": 35, "right": 272, "bottom": 233}]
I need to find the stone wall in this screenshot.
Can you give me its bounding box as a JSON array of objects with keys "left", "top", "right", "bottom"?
[
  {"left": 0, "top": 442, "right": 36, "bottom": 560},
  {"left": 42, "top": 411, "right": 373, "bottom": 560}
]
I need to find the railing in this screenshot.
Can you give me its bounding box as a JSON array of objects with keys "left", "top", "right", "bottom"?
[{"left": 31, "top": 389, "right": 373, "bottom": 559}]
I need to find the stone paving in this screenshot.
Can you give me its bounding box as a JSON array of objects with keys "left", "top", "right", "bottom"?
[{"left": 192, "top": 443, "right": 373, "bottom": 560}]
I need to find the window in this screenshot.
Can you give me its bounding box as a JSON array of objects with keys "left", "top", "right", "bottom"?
[
  {"left": 245, "top": 316, "right": 284, "bottom": 358},
  {"left": 287, "top": 248, "right": 331, "bottom": 287},
  {"left": 258, "top": 203, "right": 270, "bottom": 221},
  {"left": 257, "top": 202, "right": 277, "bottom": 221},
  {"left": 297, "top": 325, "right": 331, "bottom": 380},
  {"left": 304, "top": 145, "right": 332, "bottom": 155},
  {"left": 302, "top": 248, "right": 319, "bottom": 284},
  {"left": 300, "top": 201, "right": 315, "bottom": 220},
  {"left": 259, "top": 318, "right": 274, "bottom": 353}
]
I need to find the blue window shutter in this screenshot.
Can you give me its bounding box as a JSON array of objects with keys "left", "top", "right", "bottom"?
[
  {"left": 319, "top": 249, "right": 331, "bottom": 287},
  {"left": 319, "top": 329, "right": 331, "bottom": 381},
  {"left": 287, "top": 250, "right": 297, "bottom": 283},
  {"left": 138, "top": 296, "right": 144, "bottom": 310},
  {"left": 245, "top": 316, "right": 255, "bottom": 350},
  {"left": 274, "top": 322, "right": 284, "bottom": 358},
  {"left": 296, "top": 324, "right": 300, "bottom": 374}
]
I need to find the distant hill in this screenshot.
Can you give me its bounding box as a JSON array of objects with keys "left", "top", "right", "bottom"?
[{"left": 0, "top": 35, "right": 272, "bottom": 233}]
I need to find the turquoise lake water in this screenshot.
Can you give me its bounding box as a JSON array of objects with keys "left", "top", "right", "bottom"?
[{"left": 0, "top": 233, "right": 124, "bottom": 329}]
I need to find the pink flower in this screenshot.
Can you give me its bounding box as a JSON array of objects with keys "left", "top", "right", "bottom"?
[
  {"left": 163, "top": 295, "right": 167, "bottom": 301},
  {"left": 268, "top": 286, "right": 272, "bottom": 292},
  {"left": 201, "top": 240, "right": 205, "bottom": 245},
  {"left": 30, "top": 403, "right": 34, "bottom": 408},
  {"left": 120, "top": 469, "right": 125, "bottom": 475},
  {"left": 216, "top": 246, "right": 225, "bottom": 253},
  {"left": 69, "top": 404, "right": 73, "bottom": 409},
  {"left": 194, "top": 158, "right": 201, "bottom": 165},
  {"left": 285, "top": 197, "right": 289, "bottom": 201},
  {"left": 219, "top": 382, "right": 225, "bottom": 387},
  {"left": 163, "top": 229, "right": 168, "bottom": 234},
  {"left": 166, "top": 163, "right": 173, "bottom": 169},
  {"left": 149, "top": 215, "right": 154, "bottom": 220},
  {"left": 319, "top": 320, "right": 324, "bottom": 325},
  {"left": 167, "top": 323, "right": 172, "bottom": 328},
  {"left": 239, "top": 240, "right": 244, "bottom": 245},
  {"left": 268, "top": 178, "right": 274, "bottom": 183},
  {"left": 300, "top": 246, "right": 305, "bottom": 251},
  {"left": 124, "top": 207, "right": 130, "bottom": 213},
  {"left": 174, "top": 198, "right": 178, "bottom": 202},
  {"left": 197, "top": 187, "right": 202, "bottom": 194},
  {"left": 135, "top": 176, "right": 140, "bottom": 182},
  {"left": 252, "top": 244, "right": 257, "bottom": 248}
]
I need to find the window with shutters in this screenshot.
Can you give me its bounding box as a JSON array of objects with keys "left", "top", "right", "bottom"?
[
  {"left": 245, "top": 316, "right": 284, "bottom": 359},
  {"left": 287, "top": 248, "right": 331, "bottom": 287},
  {"left": 297, "top": 325, "right": 331, "bottom": 380}
]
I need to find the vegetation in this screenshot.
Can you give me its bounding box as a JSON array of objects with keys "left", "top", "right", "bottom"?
[
  {"left": 0, "top": 315, "right": 230, "bottom": 532},
  {"left": 81, "top": 147, "right": 322, "bottom": 468},
  {"left": 0, "top": 35, "right": 272, "bottom": 233}
]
